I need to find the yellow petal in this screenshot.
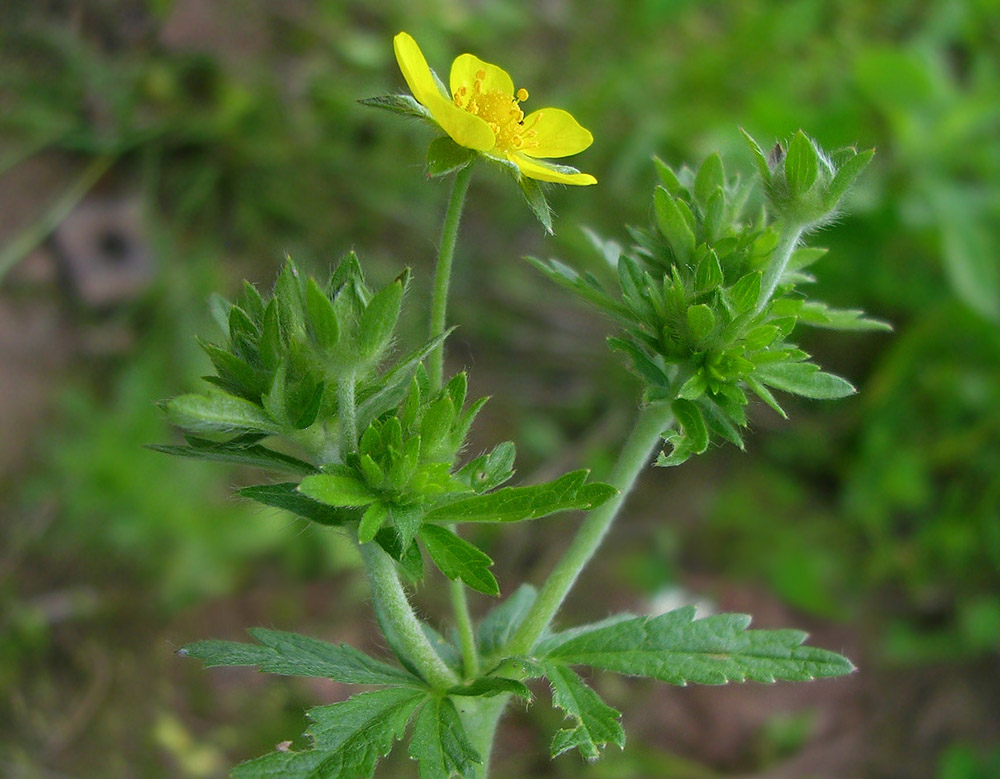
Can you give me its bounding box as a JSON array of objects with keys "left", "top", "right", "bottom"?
[
  {"left": 450, "top": 53, "right": 514, "bottom": 97},
  {"left": 509, "top": 154, "right": 597, "bottom": 186},
  {"left": 428, "top": 97, "right": 496, "bottom": 150},
  {"left": 393, "top": 32, "right": 446, "bottom": 107},
  {"left": 521, "top": 108, "right": 594, "bottom": 158},
  {"left": 394, "top": 33, "right": 494, "bottom": 151}
]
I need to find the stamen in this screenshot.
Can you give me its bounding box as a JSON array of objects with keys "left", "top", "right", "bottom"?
[{"left": 516, "top": 88, "right": 528, "bottom": 102}]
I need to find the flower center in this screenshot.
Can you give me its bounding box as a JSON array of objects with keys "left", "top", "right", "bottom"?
[{"left": 453, "top": 70, "right": 538, "bottom": 153}]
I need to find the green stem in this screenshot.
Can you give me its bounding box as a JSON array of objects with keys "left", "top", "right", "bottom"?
[
  {"left": 756, "top": 222, "right": 806, "bottom": 314},
  {"left": 451, "top": 574, "right": 479, "bottom": 679},
  {"left": 358, "top": 541, "right": 459, "bottom": 690},
  {"left": 428, "top": 163, "right": 474, "bottom": 393},
  {"left": 505, "top": 402, "right": 675, "bottom": 655},
  {"left": 337, "top": 370, "right": 358, "bottom": 454}
]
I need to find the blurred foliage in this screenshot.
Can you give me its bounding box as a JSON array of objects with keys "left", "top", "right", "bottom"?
[{"left": 1, "top": 0, "right": 998, "bottom": 775}]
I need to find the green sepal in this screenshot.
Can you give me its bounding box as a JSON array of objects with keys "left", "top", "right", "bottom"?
[
  {"left": 824, "top": 147, "right": 874, "bottom": 210},
  {"left": 358, "top": 275, "right": 406, "bottom": 362},
  {"left": 653, "top": 186, "right": 695, "bottom": 263},
  {"left": 426, "top": 136, "right": 476, "bottom": 178},
  {"left": 784, "top": 130, "right": 820, "bottom": 197},
  {"left": 359, "top": 502, "right": 391, "bottom": 544},
  {"left": 520, "top": 175, "right": 554, "bottom": 234},
  {"left": 304, "top": 276, "right": 340, "bottom": 350},
  {"left": 359, "top": 93, "right": 433, "bottom": 120},
  {"left": 693, "top": 152, "right": 725, "bottom": 211}
]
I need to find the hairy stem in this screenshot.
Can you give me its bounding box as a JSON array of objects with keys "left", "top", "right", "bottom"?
[
  {"left": 337, "top": 370, "right": 358, "bottom": 454},
  {"left": 451, "top": 575, "right": 480, "bottom": 678},
  {"left": 358, "top": 541, "right": 459, "bottom": 690},
  {"left": 505, "top": 401, "right": 675, "bottom": 655},
  {"left": 756, "top": 221, "right": 806, "bottom": 313},
  {"left": 428, "top": 163, "right": 474, "bottom": 393}
]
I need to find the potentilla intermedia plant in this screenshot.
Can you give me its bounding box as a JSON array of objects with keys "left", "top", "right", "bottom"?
[{"left": 159, "top": 31, "right": 885, "bottom": 777}]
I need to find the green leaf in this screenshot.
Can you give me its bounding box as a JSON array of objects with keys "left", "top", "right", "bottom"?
[
  {"left": 754, "top": 362, "right": 856, "bottom": 399},
  {"left": 740, "top": 128, "right": 772, "bottom": 185},
  {"left": 358, "top": 279, "right": 404, "bottom": 361},
  {"left": 375, "top": 528, "right": 425, "bottom": 583},
  {"left": 424, "top": 470, "right": 616, "bottom": 524},
  {"left": 541, "top": 606, "right": 856, "bottom": 685},
  {"left": 305, "top": 277, "right": 340, "bottom": 350},
  {"left": 745, "top": 376, "right": 788, "bottom": 419},
  {"left": 181, "top": 628, "right": 419, "bottom": 686},
  {"left": 426, "top": 136, "right": 476, "bottom": 178},
  {"left": 727, "top": 271, "right": 762, "bottom": 315},
  {"left": 165, "top": 393, "right": 281, "bottom": 435},
  {"left": 694, "top": 250, "right": 724, "bottom": 293},
  {"left": 784, "top": 130, "right": 819, "bottom": 196},
  {"left": 520, "top": 176, "right": 554, "bottom": 234},
  {"left": 232, "top": 687, "right": 424, "bottom": 778},
  {"left": 653, "top": 187, "right": 695, "bottom": 263},
  {"left": 694, "top": 152, "right": 724, "bottom": 210},
  {"left": 478, "top": 584, "right": 537, "bottom": 656},
  {"left": 359, "top": 502, "right": 391, "bottom": 544},
  {"left": 359, "top": 93, "right": 433, "bottom": 120},
  {"left": 657, "top": 398, "right": 707, "bottom": 467},
  {"left": 419, "top": 525, "right": 499, "bottom": 597},
  {"left": 543, "top": 662, "right": 625, "bottom": 761},
  {"left": 652, "top": 156, "right": 683, "bottom": 195},
  {"left": 238, "top": 482, "right": 356, "bottom": 526},
  {"left": 824, "top": 147, "right": 874, "bottom": 210},
  {"left": 146, "top": 438, "right": 317, "bottom": 475},
  {"left": 409, "top": 696, "right": 482, "bottom": 779},
  {"left": 686, "top": 304, "right": 715, "bottom": 343},
  {"left": 797, "top": 301, "right": 893, "bottom": 332},
  {"left": 448, "top": 676, "right": 533, "bottom": 701},
  {"left": 299, "top": 472, "right": 381, "bottom": 507}
]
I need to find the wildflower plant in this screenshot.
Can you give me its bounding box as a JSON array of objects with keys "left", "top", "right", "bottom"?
[{"left": 161, "top": 31, "right": 884, "bottom": 778}]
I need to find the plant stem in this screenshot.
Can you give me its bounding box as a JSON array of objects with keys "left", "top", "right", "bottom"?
[
  {"left": 358, "top": 541, "right": 459, "bottom": 690},
  {"left": 428, "top": 163, "right": 474, "bottom": 393},
  {"left": 337, "top": 370, "right": 358, "bottom": 454},
  {"left": 451, "top": 576, "right": 480, "bottom": 679},
  {"left": 505, "top": 402, "right": 675, "bottom": 655},
  {"left": 756, "top": 222, "right": 806, "bottom": 314}
]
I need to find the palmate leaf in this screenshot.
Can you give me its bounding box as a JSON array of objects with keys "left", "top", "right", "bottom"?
[
  {"left": 419, "top": 525, "right": 499, "bottom": 596},
  {"left": 423, "top": 470, "right": 617, "bottom": 524},
  {"left": 539, "top": 605, "right": 855, "bottom": 685},
  {"left": 409, "top": 696, "right": 482, "bottom": 779},
  {"left": 542, "top": 662, "right": 625, "bottom": 761},
  {"left": 180, "top": 628, "right": 419, "bottom": 686},
  {"left": 232, "top": 687, "right": 425, "bottom": 778}
]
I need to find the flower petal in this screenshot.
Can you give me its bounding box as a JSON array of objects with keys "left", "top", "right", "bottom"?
[
  {"left": 394, "top": 33, "right": 494, "bottom": 151},
  {"left": 450, "top": 53, "right": 514, "bottom": 97},
  {"left": 521, "top": 108, "right": 594, "bottom": 158},
  {"left": 393, "top": 32, "right": 447, "bottom": 107},
  {"left": 509, "top": 154, "right": 597, "bottom": 186},
  {"left": 428, "top": 98, "right": 496, "bottom": 150}
]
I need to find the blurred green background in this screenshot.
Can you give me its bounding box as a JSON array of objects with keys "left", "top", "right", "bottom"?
[{"left": 1, "top": 1, "right": 998, "bottom": 777}]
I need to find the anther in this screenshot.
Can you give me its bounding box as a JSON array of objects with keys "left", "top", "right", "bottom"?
[{"left": 516, "top": 88, "right": 528, "bottom": 102}]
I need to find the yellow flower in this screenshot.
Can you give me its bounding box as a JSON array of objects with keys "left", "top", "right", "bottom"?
[{"left": 393, "top": 32, "right": 596, "bottom": 186}]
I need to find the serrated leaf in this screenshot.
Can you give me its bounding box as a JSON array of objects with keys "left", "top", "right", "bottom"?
[
  {"left": 785, "top": 130, "right": 819, "bottom": 195},
  {"left": 478, "top": 584, "right": 537, "bottom": 656},
  {"left": 359, "top": 93, "right": 433, "bottom": 120},
  {"left": 146, "top": 439, "right": 317, "bottom": 475},
  {"left": 653, "top": 187, "right": 695, "bottom": 263},
  {"left": 419, "top": 525, "right": 499, "bottom": 597},
  {"left": 542, "top": 606, "right": 856, "bottom": 685},
  {"left": 423, "top": 471, "right": 616, "bottom": 524},
  {"left": 797, "top": 301, "right": 893, "bottom": 332},
  {"left": 232, "top": 687, "right": 425, "bottom": 778},
  {"left": 299, "top": 473, "right": 381, "bottom": 507},
  {"left": 543, "top": 662, "right": 625, "bottom": 761},
  {"left": 426, "top": 136, "right": 476, "bottom": 178},
  {"left": 165, "top": 393, "right": 281, "bottom": 435},
  {"left": 239, "top": 482, "right": 356, "bottom": 526},
  {"left": 180, "top": 628, "right": 419, "bottom": 686},
  {"left": 754, "top": 362, "right": 856, "bottom": 399},
  {"left": 409, "top": 696, "right": 481, "bottom": 779}
]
